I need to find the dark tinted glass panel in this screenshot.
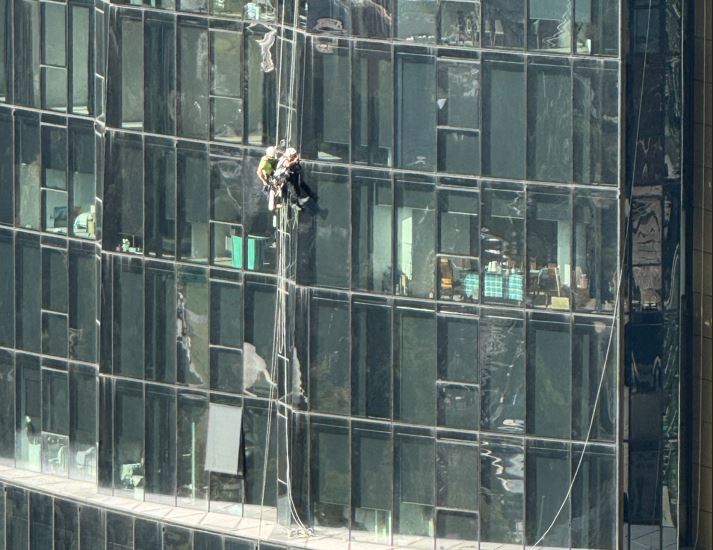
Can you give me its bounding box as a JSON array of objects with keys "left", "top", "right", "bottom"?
[
  {"left": 480, "top": 313, "right": 525, "bottom": 432},
  {"left": 103, "top": 133, "right": 143, "bottom": 253},
  {"left": 113, "top": 258, "right": 144, "bottom": 378},
  {"left": 437, "top": 440, "right": 478, "bottom": 510},
  {"left": 572, "top": 317, "right": 615, "bottom": 441},
  {"left": 145, "top": 14, "right": 176, "bottom": 135},
  {"left": 210, "top": 348, "right": 242, "bottom": 394},
  {"left": 483, "top": 59, "right": 524, "bottom": 179},
  {"left": 393, "top": 432, "right": 434, "bottom": 539},
  {"left": 436, "top": 510, "right": 478, "bottom": 545},
  {"left": 29, "top": 492, "right": 53, "bottom": 550},
  {"left": 352, "top": 0, "right": 392, "bottom": 38},
  {"left": 211, "top": 157, "right": 242, "bottom": 224},
  {"left": 297, "top": 167, "right": 349, "bottom": 288},
  {"left": 352, "top": 46, "right": 392, "bottom": 166},
  {"left": 438, "top": 1, "right": 480, "bottom": 47},
  {"left": 526, "top": 315, "right": 570, "bottom": 437},
  {"left": 351, "top": 300, "right": 391, "bottom": 419},
  {"left": 351, "top": 425, "right": 392, "bottom": 543},
  {"left": 0, "top": 351, "right": 15, "bottom": 461},
  {"left": 177, "top": 391, "right": 209, "bottom": 508},
  {"left": 68, "top": 243, "right": 98, "bottom": 362},
  {"left": 527, "top": 59, "right": 572, "bottom": 182},
  {"left": 113, "top": 380, "right": 144, "bottom": 494},
  {"left": 178, "top": 19, "right": 209, "bottom": 138},
  {"left": 106, "top": 512, "right": 133, "bottom": 549},
  {"left": 0, "top": 230, "right": 13, "bottom": 347},
  {"left": 573, "top": 60, "right": 618, "bottom": 184},
  {"left": 525, "top": 441, "right": 570, "bottom": 547},
  {"left": 134, "top": 518, "right": 160, "bottom": 550},
  {"left": 145, "top": 385, "right": 176, "bottom": 504},
  {"left": 13, "top": 0, "right": 40, "bottom": 107},
  {"left": 6, "top": 487, "right": 28, "bottom": 550},
  {"left": 107, "top": 13, "right": 144, "bottom": 128},
  {"left": 571, "top": 444, "right": 616, "bottom": 548},
  {"left": 480, "top": 437, "right": 524, "bottom": 544},
  {"left": 145, "top": 262, "right": 177, "bottom": 383},
  {"left": 16, "top": 233, "right": 41, "bottom": 352},
  {"left": 395, "top": 181, "right": 435, "bottom": 298},
  {"left": 145, "top": 139, "right": 176, "bottom": 259},
  {"left": 210, "top": 280, "right": 242, "bottom": 349},
  {"left": 437, "top": 382, "right": 478, "bottom": 429},
  {"left": 438, "top": 315, "right": 477, "bottom": 383},
  {"left": 311, "top": 422, "right": 349, "bottom": 528},
  {"left": 395, "top": 308, "right": 436, "bottom": 425},
  {"left": 15, "top": 112, "right": 41, "bottom": 230},
  {"left": 245, "top": 27, "right": 276, "bottom": 146},
  {"left": 163, "top": 526, "right": 192, "bottom": 549},
  {"left": 243, "top": 281, "right": 275, "bottom": 397},
  {"left": 177, "top": 144, "right": 209, "bottom": 263},
  {"left": 42, "top": 369, "right": 69, "bottom": 436},
  {"left": 79, "top": 506, "right": 105, "bottom": 550},
  {"left": 310, "top": 296, "right": 349, "bottom": 415},
  {"left": 16, "top": 354, "right": 41, "bottom": 471},
  {"left": 194, "top": 531, "right": 223, "bottom": 550},
  {"left": 177, "top": 266, "right": 209, "bottom": 387},
  {"left": 68, "top": 123, "right": 96, "bottom": 239},
  {"left": 71, "top": 6, "right": 92, "bottom": 115},
  {"left": 211, "top": 29, "right": 242, "bottom": 143},
  {"left": 243, "top": 402, "right": 276, "bottom": 506},
  {"left": 54, "top": 499, "right": 79, "bottom": 550},
  {"left": 0, "top": 1, "right": 10, "bottom": 102},
  {"left": 482, "top": 0, "right": 524, "bottom": 48},
  {"left": 396, "top": 52, "right": 436, "bottom": 170},
  {"left": 481, "top": 186, "right": 525, "bottom": 305},
  {"left": 0, "top": 112, "right": 13, "bottom": 224},
  {"left": 396, "top": 0, "right": 436, "bottom": 43},
  {"left": 42, "top": 247, "right": 68, "bottom": 312},
  {"left": 526, "top": 189, "right": 572, "bottom": 310}
]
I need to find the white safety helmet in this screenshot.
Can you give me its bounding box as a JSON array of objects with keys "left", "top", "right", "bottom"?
[
  {"left": 265, "top": 146, "right": 277, "bottom": 157},
  {"left": 285, "top": 147, "right": 298, "bottom": 158}
]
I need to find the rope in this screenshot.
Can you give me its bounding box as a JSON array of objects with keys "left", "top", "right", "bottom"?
[{"left": 530, "top": 0, "right": 653, "bottom": 545}]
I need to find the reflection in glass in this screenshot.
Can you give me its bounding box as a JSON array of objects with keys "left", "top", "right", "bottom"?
[
  {"left": 480, "top": 436, "right": 524, "bottom": 544},
  {"left": 246, "top": 27, "right": 276, "bottom": 145},
  {"left": 211, "top": 156, "right": 243, "bottom": 224},
  {"left": 177, "top": 266, "right": 210, "bottom": 388},
  {"left": 145, "top": 385, "right": 177, "bottom": 505},
  {"left": 15, "top": 112, "right": 41, "bottom": 230},
  {"left": 480, "top": 313, "right": 524, "bottom": 432},
  {"left": 439, "top": 1, "right": 480, "bottom": 47},
  {"left": 0, "top": 111, "right": 12, "bottom": 224},
  {"left": 108, "top": 13, "right": 143, "bottom": 129},
  {"left": 571, "top": 444, "right": 616, "bottom": 548},
  {"left": 177, "top": 391, "right": 209, "bottom": 508},
  {"left": 437, "top": 440, "right": 478, "bottom": 510},
  {"left": 177, "top": 144, "right": 209, "bottom": 263},
  {"left": 16, "top": 233, "right": 41, "bottom": 352},
  {"left": 352, "top": 0, "right": 393, "bottom": 38},
  {"left": 311, "top": 422, "right": 349, "bottom": 528},
  {"left": 145, "top": 14, "right": 176, "bottom": 135},
  {"left": 243, "top": 281, "right": 275, "bottom": 397},
  {"left": 393, "top": 431, "right": 434, "bottom": 540},
  {"left": 42, "top": 369, "right": 69, "bottom": 476},
  {"left": 527, "top": 0, "right": 572, "bottom": 52},
  {"left": 16, "top": 355, "right": 41, "bottom": 471},
  {"left": 178, "top": 19, "right": 209, "bottom": 138},
  {"left": 113, "top": 257, "right": 144, "bottom": 379},
  {"left": 574, "top": 0, "right": 618, "bottom": 55},
  {"left": 145, "top": 139, "right": 176, "bottom": 259},
  {"left": 71, "top": 6, "right": 93, "bottom": 115},
  {"left": 146, "top": 262, "right": 177, "bottom": 383},
  {"left": 396, "top": 0, "right": 436, "bottom": 43},
  {"left": 396, "top": 52, "right": 436, "bottom": 169},
  {"left": 69, "top": 243, "right": 98, "bottom": 363},
  {"left": 54, "top": 499, "right": 79, "bottom": 550},
  {"left": 69, "top": 364, "right": 97, "bottom": 482},
  {"left": 0, "top": 231, "right": 13, "bottom": 348},
  {"left": 482, "top": 0, "right": 524, "bottom": 48},
  {"left": 396, "top": 181, "right": 435, "bottom": 298},
  {"left": 13, "top": 0, "right": 40, "bottom": 107},
  {"left": 69, "top": 122, "right": 96, "bottom": 239}
]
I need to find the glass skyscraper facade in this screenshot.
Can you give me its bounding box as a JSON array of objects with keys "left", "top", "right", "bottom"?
[{"left": 0, "top": 0, "right": 709, "bottom": 548}]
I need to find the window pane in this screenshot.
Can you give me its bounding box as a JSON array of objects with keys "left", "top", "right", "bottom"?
[
  {"left": 134, "top": 518, "right": 160, "bottom": 550},
  {"left": 0, "top": 111, "right": 13, "bottom": 224},
  {"left": 527, "top": 0, "right": 571, "bottom": 52},
  {"left": 438, "top": 315, "right": 477, "bottom": 383},
  {"left": 107, "top": 13, "right": 143, "bottom": 129},
  {"left": 210, "top": 280, "right": 242, "bottom": 348},
  {"left": 571, "top": 444, "right": 616, "bottom": 547},
  {"left": 480, "top": 436, "right": 524, "bottom": 544},
  {"left": 210, "top": 348, "right": 242, "bottom": 394},
  {"left": 575, "top": 0, "right": 618, "bottom": 55},
  {"left": 527, "top": 59, "right": 572, "bottom": 182},
  {"left": 0, "top": 1, "right": 10, "bottom": 102},
  {"left": 69, "top": 242, "right": 98, "bottom": 362},
  {"left": 439, "top": 1, "right": 480, "bottom": 47},
  {"left": 439, "top": 189, "right": 479, "bottom": 256},
  {"left": 30, "top": 492, "right": 53, "bottom": 550},
  {"left": 43, "top": 247, "right": 68, "bottom": 313},
  {"left": 243, "top": 401, "right": 276, "bottom": 506},
  {"left": 0, "top": 230, "right": 13, "bottom": 348},
  {"left": 396, "top": 0, "right": 436, "bottom": 42},
  {"left": 526, "top": 315, "right": 571, "bottom": 438},
  {"left": 245, "top": 27, "right": 276, "bottom": 146},
  {"left": 42, "top": 369, "right": 69, "bottom": 435},
  {"left": 352, "top": 0, "right": 393, "bottom": 38},
  {"left": 310, "top": 296, "right": 350, "bottom": 415},
  {"left": 7, "top": 487, "right": 29, "bottom": 550},
  {"left": 113, "top": 381, "right": 144, "bottom": 496},
  {"left": 395, "top": 308, "right": 436, "bottom": 425},
  {"left": 69, "top": 122, "right": 96, "bottom": 239},
  {"left": 113, "top": 257, "right": 144, "bottom": 379},
  {"left": 43, "top": 3, "right": 66, "bottom": 67},
  {"left": 397, "top": 52, "right": 436, "bottom": 169},
  {"left": 573, "top": 190, "right": 618, "bottom": 312},
  {"left": 177, "top": 144, "right": 209, "bottom": 263},
  {"left": 15, "top": 112, "right": 41, "bottom": 230},
  {"left": 145, "top": 262, "right": 177, "bottom": 383},
  {"left": 211, "top": 156, "right": 243, "bottom": 224},
  {"left": 177, "top": 266, "right": 209, "bottom": 387},
  {"left": 297, "top": 167, "right": 349, "bottom": 288},
  {"left": 437, "top": 383, "right": 478, "bottom": 429},
  {"left": 145, "top": 139, "right": 176, "bottom": 259},
  {"left": 54, "top": 499, "right": 78, "bottom": 550},
  {"left": 437, "top": 440, "right": 478, "bottom": 510},
  {"left": 526, "top": 189, "right": 572, "bottom": 309},
  {"left": 573, "top": 60, "right": 618, "bottom": 184},
  {"left": 393, "top": 432, "right": 434, "bottom": 540},
  {"left": 106, "top": 513, "right": 133, "bottom": 549},
  {"left": 481, "top": 186, "right": 525, "bottom": 304},
  {"left": 69, "top": 364, "right": 97, "bottom": 481},
  {"left": 311, "top": 422, "right": 349, "bottom": 528},
  {"left": 13, "top": 0, "right": 41, "bottom": 107},
  {"left": 145, "top": 384, "right": 176, "bottom": 504},
  {"left": 243, "top": 281, "right": 275, "bottom": 397},
  {"left": 482, "top": 58, "right": 524, "bottom": 179},
  {"left": 351, "top": 425, "right": 392, "bottom": 543},
  {"left": 482, "top": 0, "right": 524, "bottom": 47},
  {"left": 525, "top": 441, "right": 570, "bottom": 547},
  {"left": 352, "top": 45, "right": 393, "bottom": 166},
  {"left": 16, "top": 355, "right": 41, "bottom": 471},
  {"left": 351, "top": 300, "right": 392, "bottom": 419},
  {"left": 145, "top": 14, "right": 176, "bottom": 135},
  {"left": 103, "top": 133, "right": 143, "bottom": 253},
  {"left": 0, "top": 350, "right": 15, "bottom": 461},
  {"left": 16, "top": 233, "right": 41, "bottom": 352},
  {"left": 480, "top": 313, "right": 525, "bottom": 433},
  {"left": 79, "top": 506, "right": 105, "bottom": 550},
  {"left": 352, "top": 173, "right": 392, "bottom": 292},
  {"left": 71, "top": 6, "right": 92, "bottom": 115},
  {"left": 396, "top": 181, "right": 435, "bottom": 298},
  {"left": 178, "top": 19, "right": 209, "bottom": 138}
]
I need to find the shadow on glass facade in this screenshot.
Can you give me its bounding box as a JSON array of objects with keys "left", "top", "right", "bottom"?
[{"left": 0, "top": 0, "right": 701, "bottom": 547}]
